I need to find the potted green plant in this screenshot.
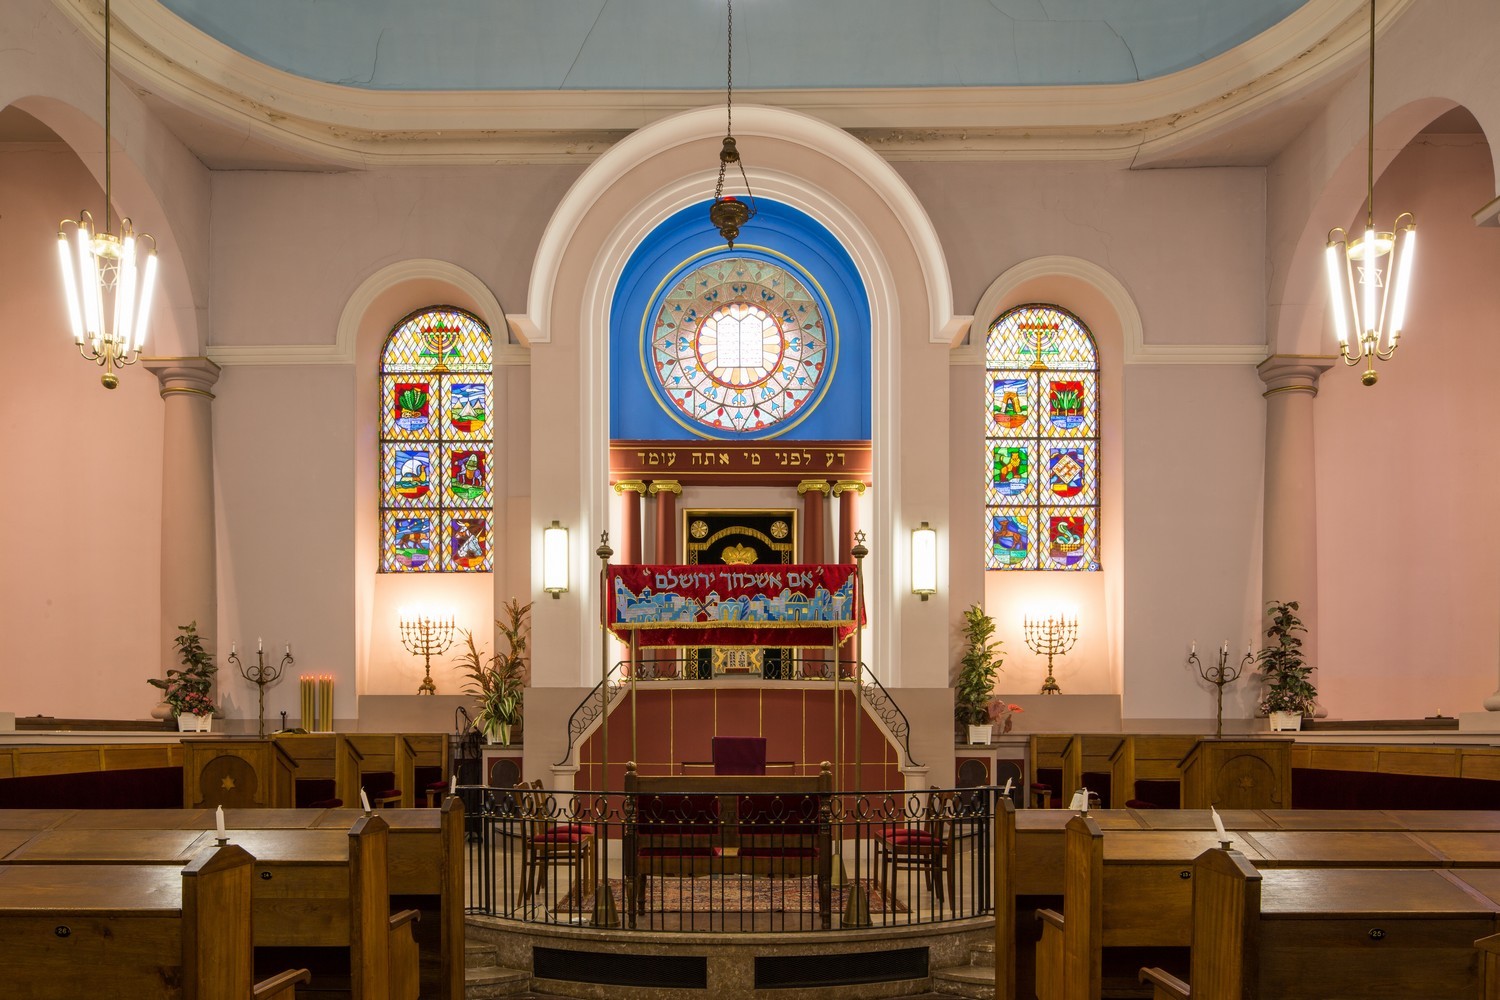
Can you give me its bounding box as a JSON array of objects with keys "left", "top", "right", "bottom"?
[
  {"left": 457, "top": 599, "right": 532, "bottom": 745},
  {"left": 148, "top": 622, "right": 218, "bottom": 732},
  {"left": 955, "top": 603, "right": 1005, "bottom": 744},
  {"left": 1255, "top": 599, "right": 1317, "bottom": 731}
]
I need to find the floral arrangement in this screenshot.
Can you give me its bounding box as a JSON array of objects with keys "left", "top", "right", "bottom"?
[
  {"left": 148, "top": 621, "right": 218, "bottom": 717},
  {"left": 986, "top": 698, "right": 1025, "bottom": 733},
  {"left": 457, "top": 599, "right": 532, "bottom": 745}
]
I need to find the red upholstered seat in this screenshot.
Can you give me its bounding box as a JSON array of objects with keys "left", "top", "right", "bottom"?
[
  {"left": 533, "top": 828, "right": 591, "bottom": 844},
  {"left": 880, "top": 828, "right": 943, "bottom": 846}
]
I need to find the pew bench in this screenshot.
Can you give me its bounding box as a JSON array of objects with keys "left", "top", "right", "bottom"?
[
  {"left": 0, "top": 843, "right": 310, "bottom": 1000},
  {"left": 1142, "top": 849, "right": 1500, "bottom": 1000}
]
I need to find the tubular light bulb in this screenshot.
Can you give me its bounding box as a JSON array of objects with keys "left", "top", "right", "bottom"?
[
  {"left": 1389, "top": 227, "right": 1416, "bottom": 342},
  {"left": 1361, "top": 227, "right": 1377, "bottom": 348},
  {"left": 1325, "top": 243, "right": 1349, "bottom": 346},
  {"left": 115, "top": 235, "right": 138, "bottom": 353},
  {"left": 57, "top": 234, "right": 84, "bottom": 344},
  {"left": 133, "top": 250, "right": 158, "bottom": 353}
]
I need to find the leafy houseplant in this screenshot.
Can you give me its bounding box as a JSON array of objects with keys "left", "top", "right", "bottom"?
[
  {"left": 148, "top": 622, "right": 218, "bottom": 727},
  {"left": 457, "top": 599, "right": 532, "bottom": 746},
  {"left": 955, "top": 603, "right": 1004, "bottom": 741},
  {"left": 1256, "top": 599, "right": 1317, "bottom": 728}
]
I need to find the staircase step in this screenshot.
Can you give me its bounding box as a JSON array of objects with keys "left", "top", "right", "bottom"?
[
  {"left": 466, "top": 965, "right": 530, "bottom": 999},
  {"left": 465, "top": 942, "right": 500, "bottom": 968},
  {"left": 968, "top": 942, "right": 995, "bottom": 966},
  {"left": 931, "top": 964, "right": 997, "bottom": 1000}
]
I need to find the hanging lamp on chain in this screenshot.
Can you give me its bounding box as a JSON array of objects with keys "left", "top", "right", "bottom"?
[
  {"left": 708, "top": 0, "right": 757, "bottom": 248},
  {"left": 57, "top": 0, "right": 158, "bottom": 389},
  {"left": 1324, "top": 0, "right": 1417, "bottom": 387}
]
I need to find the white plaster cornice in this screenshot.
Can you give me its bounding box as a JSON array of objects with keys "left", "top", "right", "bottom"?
[
  {"left": 207, "top": 258, "right": 525, "bottom": 367},
  {"left": 50, "top": 0, "right": 1414, "bottom": 168}
]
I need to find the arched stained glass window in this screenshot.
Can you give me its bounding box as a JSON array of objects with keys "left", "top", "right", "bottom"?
[
  {"left": 379, "top": 306, "right": 493, "bottom": 573},
  {"left": 985, "top": 304, "right": 1100, "bottom": 571}
]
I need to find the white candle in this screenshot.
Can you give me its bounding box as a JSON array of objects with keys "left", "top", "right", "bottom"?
[
  {"left": 450, "top": 774, "right": 457, "bottom": 796},
  {"left": 1191, "top": 639, "right": 1196, "bottom": 654},
  {"left": 215, "top": 805, "right": 226, "bottom": 840},
  {"left": 1211, "top": 805, "right": 1228, "bottom": 843},
  {"left": 231, "top": 642, "right": 237, "bottom": 655},
  {"left": 1221, "top": 639, "right": 1228, "bottom": 654},
  {"left": 257, "top": 636, "right": 263, "bottom": 652},
  {"left": 360, "top": 789, "right": 371, "bottom": 813},
  {"left": 285, "top": 643, "right": 290, "bottom": 655},
  {"left": 1002, "top": 778, "right": 1013, "bottom": 796}
]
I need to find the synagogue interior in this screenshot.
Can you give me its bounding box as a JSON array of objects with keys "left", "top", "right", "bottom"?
[{"left": 2, "top": 0, "right": 1500, "bottom": 997}]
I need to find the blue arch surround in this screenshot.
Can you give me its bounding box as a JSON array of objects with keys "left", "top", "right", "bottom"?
[{"left": 610, "top": 199, "right": 870, "bottom": 442}]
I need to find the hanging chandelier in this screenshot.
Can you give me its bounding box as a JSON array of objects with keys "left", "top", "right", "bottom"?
[
  {"left": 1324, "top": 0, "right": 1416, "bottom": 387},
  {"left": 57, "top": 0, "right": 158, "bottom": 390},
  {"left": 708, "top": 0, "right": 757, "bottom": 248}
]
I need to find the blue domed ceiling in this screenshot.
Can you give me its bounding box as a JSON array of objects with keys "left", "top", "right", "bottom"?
[{"left": 157, "top": 0, "right": 1312, "bottom": 91}]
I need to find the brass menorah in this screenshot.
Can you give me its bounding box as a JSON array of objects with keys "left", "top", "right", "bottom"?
[
  {"left": 1024, "top": 613, "right": 1078, "bottom": 695},
  {"left": 229, "top": 644, "right": 293, "bottom": 737},
  {"left": 1189, "top": 641, "right": 1251, "bottom": 737},
  {"left": 399, "top": 611, "right": 455, "bottom": 695}
]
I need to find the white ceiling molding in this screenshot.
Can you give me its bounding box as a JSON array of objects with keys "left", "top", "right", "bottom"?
[
  {"left": 966, "top": 254, "right": 1267, "bottom": 366},
  {"left": 208, "top": 257, "right": 524, "bottom": 366},
  {"left": 51, "top": 0, "right": 1413, "bottom": 168}
]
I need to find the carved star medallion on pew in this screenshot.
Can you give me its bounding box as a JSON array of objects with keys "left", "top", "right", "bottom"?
[{"left": 221, "top": 775, "right": 236, "bottom": 791}]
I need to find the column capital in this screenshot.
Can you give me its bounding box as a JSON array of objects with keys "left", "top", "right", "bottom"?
[
  {"left": 797, "top": 479, "right": 832, "bottom": 496},
  {"left": 647, "top": 479, "right": 682, "bottom": 496},
  {"left": 832, "top": 480, "right": 868, "bottom": 497},
  {"left": 144, "top": 356, "right": 222, "bottom": 399},
  {"left": 612, "top": 479, "right": 648, "bottom": 496},
  {"left": 1256, "top": 354, "right": 1336, "bottom": 397}
]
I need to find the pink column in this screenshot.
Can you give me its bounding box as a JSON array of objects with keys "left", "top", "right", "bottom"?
[
  {"left": 613, "top": 480, "right": 646, "bottom": 565},
  {"left": 832, "top": 482, "right": 867, "bottom": 679},
  {"left": 144, "top": 357, "right": 222, "bottom": 679},
  {"left": 798, "top": 480, "right": 830, "bottom": 563},
  {"left": 649, "top": 480, "right": 681, "bottom": 563},
  {"left": 1257, "top": 355, "right": 1334, "bottom": 699},
  {"left": 648, "top": 480, "right": 681, "bottom": 679}
]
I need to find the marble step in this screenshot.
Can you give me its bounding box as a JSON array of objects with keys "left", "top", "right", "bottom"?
[
  {"left": 968, "top": 942, "right": 995, "bottom": 966},
  {"left": 931, "top": 964, "right": 997, "bottom": 1000},
  {"left": 466, "top": 965, "right": 531, "bottom": 999},
  {"left": 465, "top": 941, "right": 500, "bottom": 968}
]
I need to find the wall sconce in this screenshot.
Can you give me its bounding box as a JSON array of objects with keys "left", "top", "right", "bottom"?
[
  {"left": 911, "top": 521, "right": 937, "bottom": 600},
  {"left": 543, "top": 520, "right": 569, "bottom": 598}
]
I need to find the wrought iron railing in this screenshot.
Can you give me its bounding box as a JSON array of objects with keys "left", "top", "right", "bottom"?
[
  {"left": 464, "top": 783, "right": 999, "bottom": 933},
  {"left": 860, "top": 669, "right": 921, "bottom": 769},
  {"left": 554, "top": 663, "right": 626, "bottom": 767}
]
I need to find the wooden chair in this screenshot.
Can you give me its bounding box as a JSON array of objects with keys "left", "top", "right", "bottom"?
[
  {"left": 873, "top": 790, "right": 962, "bottom": 914},
  {"left": 520, "top": 780, "right": 596, "bottom": 904}
]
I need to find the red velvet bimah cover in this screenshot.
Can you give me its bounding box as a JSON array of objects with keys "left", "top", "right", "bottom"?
[{"left": 604, "top": 564, "right": 862, "bottom": 648}]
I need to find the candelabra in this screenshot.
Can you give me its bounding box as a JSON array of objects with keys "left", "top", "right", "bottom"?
[
  {"left": 399, "top": 611, "right": 455, "bottom": 695},
  {"left": 1024, "top": 613, "right": 1078, "bottom": 695},
  {"left": 228, "top": 642, "right": 292, "bottom": 738},
  {"left": 1189, "top": 641, "right": 1251, "bottom": 738}
]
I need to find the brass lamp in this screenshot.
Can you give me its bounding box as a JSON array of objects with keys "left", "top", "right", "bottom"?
[
  {"left": 1324, "top": 0, "right": 1417, "bottom": 386},
  {"left": 57, "top": 0, "right": 159, "bottom": 389}
]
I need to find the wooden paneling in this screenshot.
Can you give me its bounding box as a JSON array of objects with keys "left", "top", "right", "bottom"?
[{"left": 1180, "top": 739, "right": 1292, "bottom": 810}]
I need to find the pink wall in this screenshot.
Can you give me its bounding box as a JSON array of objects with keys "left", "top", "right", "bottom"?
[
  {"left": 0, "top": 143, "right": 164, "bottom": 718},
  {"left": 1314, "top": 134, "right": 1500, "bottom": 719}
]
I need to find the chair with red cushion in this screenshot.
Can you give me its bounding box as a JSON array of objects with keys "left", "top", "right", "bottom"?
[
  {"left": 521, "top": 780, "right": 596, "bottom": 904},
  {"left": 874, "top": 790, "right": 962, "bottom": 913}
]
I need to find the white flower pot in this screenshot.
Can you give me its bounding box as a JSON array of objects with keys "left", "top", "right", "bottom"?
[
  {"left": 176, "top": 714, "right": 213, "bottom": 733},
  {"left": 968, "top": 724, "right": 993, "bottom": 745},
  {"left": 1268, "top": 711, "right": 1302, "bottom": 732}
]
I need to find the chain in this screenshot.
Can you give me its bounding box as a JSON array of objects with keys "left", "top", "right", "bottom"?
[{"left": 714, "top": 0, "right": 734, "bottom": 202}]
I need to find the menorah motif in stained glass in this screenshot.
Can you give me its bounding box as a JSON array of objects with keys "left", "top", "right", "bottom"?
[{"left": 984, "top": 304, "right": 1100, "bottom": 572}]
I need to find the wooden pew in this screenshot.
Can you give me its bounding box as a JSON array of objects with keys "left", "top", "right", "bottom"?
[
  {"left": 1141, "top": 849, "right": 1500, "bottom": 999},
  {"left": 0, "top": 842, "right": 310, "bottom": 1000},
  {"left": 0, "top": 814, "right": 420, "bottom": 1000},
  {"left": 1035, "top": 816, "right": 1470, "bottom": 1000},
  {"left": 272, "top": 733, "right": 365, "bottom": 808},
  {"left": 1110, "top": 735, "right": 1197, "bottom": 808},
  {"left": 345, "top": 735, "right": 419, "bottom": 808},
  {"left": 1061, "top": 735, "right": 1123, "bottom": 807}
]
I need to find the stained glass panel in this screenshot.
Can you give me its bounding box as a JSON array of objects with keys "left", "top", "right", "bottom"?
[
  {"left": 647, "top": 256, "right": 833, "bottom": 437},
  {"left": 379, "top": 306, "right": 494, "bottom": 574},
  {"left": 984, "top": 305, "right": 1099, "bottom": 572}
]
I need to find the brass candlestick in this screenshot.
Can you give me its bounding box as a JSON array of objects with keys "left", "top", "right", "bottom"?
[
  {"left": 229, "top": 644, "right": 292, "bottom": 738},
  {"left": 1189, "top": 643, "right": 1250, "bottom": 738},
  {"left": 399, "top": 612, "right": 455, "bottom": 695},
  {"left": 1024, "top": 613, "right": 1078, "bottom": 695}
]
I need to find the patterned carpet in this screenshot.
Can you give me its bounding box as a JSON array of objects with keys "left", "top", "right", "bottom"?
[{"left": 554, "top": 875, "right": 906, "bottom": 915}]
